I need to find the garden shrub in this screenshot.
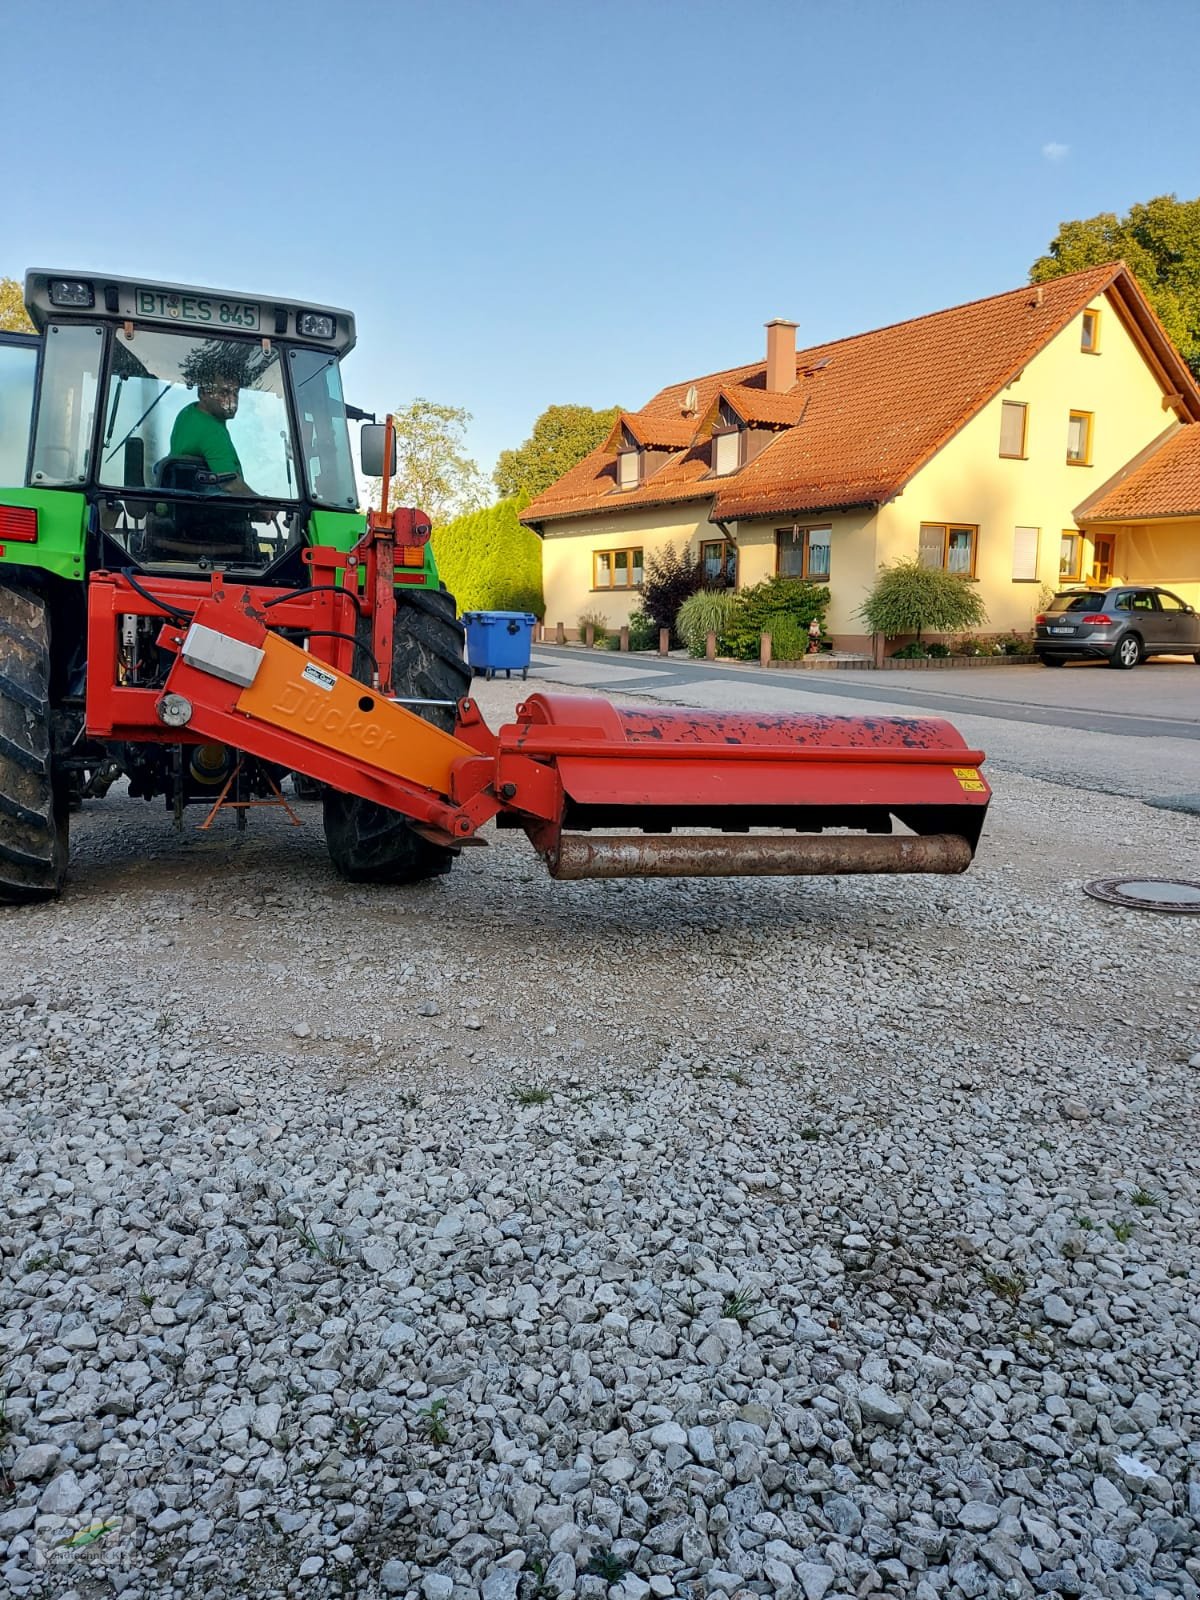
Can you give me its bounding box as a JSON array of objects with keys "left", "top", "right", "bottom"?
[
  {"left": 577, "top": 607, "right": 608, "bottom": 642},
  {"left": 676, "top": 590, "right": 740, "bottom": 657},
  {"left": 925, "top": 641, "right": 952, "bottom": 658},
  {"left": 721, "top": 577, "right": 830, "bottom": 662},
  {"left": 763, "top": 614, "right": 810, "bottom": 661},
  {"left": 626, "top": 606, "right": 658, "bottom": 651},
  {"left": 640, "top": 543, "right": 705, "bottom": 642},
  {"left": 891, "top": 640, "right": 929, "bottom": 659},
  {"left": 857, "top": 558, "right": 987, "bottom": 642}
]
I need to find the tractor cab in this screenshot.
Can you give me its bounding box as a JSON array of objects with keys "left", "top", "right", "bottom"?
[{"left": 9, "top": 271, "right": 360, "bottom": 576}]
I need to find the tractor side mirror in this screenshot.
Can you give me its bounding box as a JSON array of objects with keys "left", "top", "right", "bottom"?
[{"left": 359, "top": 423, "right": 396, "bottom": 479}]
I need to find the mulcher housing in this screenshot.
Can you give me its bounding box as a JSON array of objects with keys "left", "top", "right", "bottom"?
[{"left": 0, "top": 269, "right": 990, "bottom": 904}]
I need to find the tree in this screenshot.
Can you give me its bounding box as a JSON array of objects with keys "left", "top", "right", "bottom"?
[
  {"left": 494, "top": 403, "right": 621, "bottom": 500},
  {"left": 857, "top": 558, "right": 988, "bottom": 643},
  {"left": 367, "top": 399, "right": 488, "bottom": 524},
  {"left": 639, "top": 542, "right": 705, "bottom": 643},
  {"left": 0, "top": 277, "right": 34, "bottom": 334},
  {"left": 431, "top": 495, "right": 544, "bottom": 617},
  {"left": 1030, "top": 194, "right": 1200, "bottom": 377}
]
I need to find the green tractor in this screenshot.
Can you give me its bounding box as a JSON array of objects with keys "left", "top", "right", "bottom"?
[{"left": 0, "top": 270, "right": 469, "bottom": 904}]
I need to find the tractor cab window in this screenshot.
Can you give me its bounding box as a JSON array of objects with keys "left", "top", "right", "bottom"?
[
  {"left": 96, "top": 328, "right": 301, "bottom": 570},
  {"left": 0, "top": 339, "right": 38, "bottom": 486},
  {"left": 288, "top": 349, "right": 357, "bottom": 508},
  {"left": 31, "top": 324, "right": 103, "bottom": 486},
  {"left": 98, "top": 329, "right": 297, "bottom": 501}
]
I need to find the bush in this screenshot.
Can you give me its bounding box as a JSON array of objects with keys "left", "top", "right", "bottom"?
[
  {"left": 858, "top": 558, "right": 987, "bottom": 642},
  {"left": 994, "top": 630, "right": 1034, "bottom": 656},
  {"left": 431, "top": 495, "right": 544, "bottom": 617},
  {"left": 626, "top": 606, "right": 658, "bottom": 651},
  {"left": 577, "top": 607, "right": 608, "bottom": 642},
  {"left": 926, "top": 641, "right": 951, "bottom": 658},
  {"left": 954, "top": 634, "right": 998, "bottom": 657},
  {"left": 764, "top": 614, "right": 811, "bottom": 661},
  {"left": 891, "top": 640, "right": 929, "bottom": 659},
  {"left": 640, "top": 543, "right": 705, "bottom": 642},
  {"left": 676, "top": 590, "right": 740, "bottom": 657},
  {"left": 722, "top": 577, "right": 830, "bottom": 662}
]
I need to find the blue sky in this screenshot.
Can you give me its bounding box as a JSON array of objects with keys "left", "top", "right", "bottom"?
[{"left": 3, "top": 0, "right": 1195, "bottom": 480}]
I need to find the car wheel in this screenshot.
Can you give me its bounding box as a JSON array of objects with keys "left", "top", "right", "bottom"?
[
  {"left": 1110, "top": 633, "right": 1141, "bottom": 670},
  {"left": 1037, "top": 653, "right": 1066, "bottom": 667}
]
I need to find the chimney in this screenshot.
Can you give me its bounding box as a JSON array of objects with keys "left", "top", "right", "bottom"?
[{"left": 765, "top": 319, "right": 798, "bottom": 392}]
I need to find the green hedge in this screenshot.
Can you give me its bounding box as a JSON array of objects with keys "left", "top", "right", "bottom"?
[
  {"left": 431, "top": 495, "right": 544, "bottom": 617},
  {"left": 721, "top": 577, "right": 830, "bottom": 661}
]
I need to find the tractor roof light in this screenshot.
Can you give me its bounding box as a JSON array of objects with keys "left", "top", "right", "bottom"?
[
  {"left": 297, "top": 311, "right": 335, "bottom": 340},
  {"left": 48, "top": 278, "right": 95, "bottom": 308}
]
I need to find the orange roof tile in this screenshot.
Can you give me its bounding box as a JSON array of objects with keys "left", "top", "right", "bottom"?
[
  {"left": 522, "top": 264, "right": 1200, "bottom": 529},
  {"left": 1077, "top": 425, "right": 1200, "bottom": 521}
]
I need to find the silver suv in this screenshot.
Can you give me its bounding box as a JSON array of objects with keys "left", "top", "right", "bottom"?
[{"left": 1035, "top": 586, "right": 1200, "bottom": 669}]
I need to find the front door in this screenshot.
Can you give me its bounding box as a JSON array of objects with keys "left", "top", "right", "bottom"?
[{"left": 1090, "top": 535, "right": 1114, "bottom": 585}]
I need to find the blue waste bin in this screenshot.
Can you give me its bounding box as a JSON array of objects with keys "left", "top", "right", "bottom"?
[{"left": 461, "top": 611, "right": 538, "bottom": 680}]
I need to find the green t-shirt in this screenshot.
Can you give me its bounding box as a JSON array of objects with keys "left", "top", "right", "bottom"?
[{"left": 169, "top": 403, "right": 242, "bottom": 477}]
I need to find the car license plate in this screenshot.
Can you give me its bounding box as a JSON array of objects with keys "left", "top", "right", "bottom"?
[
  {"left": 1049, "top": 626, "right": 1074, "bottom": 634},
  {"left": 135, "top": 289, "right": 260, "bottom": 332}
]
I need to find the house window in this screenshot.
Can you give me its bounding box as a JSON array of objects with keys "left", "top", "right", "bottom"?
[
  {"left": 1059, "top": 532, "right": 1083, "bottom": 581},
  {"left": 1067, "top": 410, "right": 1093, "bottom": 465},
  {"left": 701, "top": 540, "right": 736, "bottom": 584},
  {"left": 999, "top": 401, "right": 1027, "bottom": 459},
  {"left": 713, "top": 429, "right": 742, "bottom": 475},
  {"left": 594, "top": 547, "right": 643, "bottom": 589},
  {"left": 617, "top": 449, "right": 641, "bottom": 489},
  {"left": 1012, "top": 525, "right": 1039, "bottom": 581},
  {"left": 1081, "top": 309, "right": 1100, "bottom": 353},
  {"left": 918, "top": 523, "right": 977, "bottom": 576},
  {"left": 776, "top": 525, "right": 831, "bottom": 581}
]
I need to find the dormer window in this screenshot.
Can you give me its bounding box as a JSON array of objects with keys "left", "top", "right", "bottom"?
[
  {"left": 712, "top": 400, "right": 744, "bottom": 475},
  {"left": 616, "top": 423, "right": 641, "bottom": 489}
]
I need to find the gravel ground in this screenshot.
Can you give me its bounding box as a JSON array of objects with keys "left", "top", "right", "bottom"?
[{"left": 1, "top": 677, "right": 1198, "bottom": 1600}]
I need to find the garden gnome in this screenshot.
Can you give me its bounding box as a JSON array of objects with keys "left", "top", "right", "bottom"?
[{"left": 807, "top": 618, "right": 821, "bottom": 654}]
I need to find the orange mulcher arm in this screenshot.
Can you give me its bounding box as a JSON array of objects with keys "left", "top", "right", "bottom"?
[{"left": 136, "top": 581, "right": 990, "bottom": 881}]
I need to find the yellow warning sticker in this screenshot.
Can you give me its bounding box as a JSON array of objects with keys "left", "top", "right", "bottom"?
[
  {"left": 953, "top": 767, "right": 980, "bottom": 780},
  {"left": 952, "top": 766, "right": 986, "bottom": 792}
]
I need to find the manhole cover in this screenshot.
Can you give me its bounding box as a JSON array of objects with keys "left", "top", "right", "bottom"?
[{"left": 1083, "top": 877, "right": 1200, "bottom": 914}]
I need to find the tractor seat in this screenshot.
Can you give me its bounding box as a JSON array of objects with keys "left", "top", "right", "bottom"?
[{"left": 140, "top": 456, "right": 259, "bottom": 562}]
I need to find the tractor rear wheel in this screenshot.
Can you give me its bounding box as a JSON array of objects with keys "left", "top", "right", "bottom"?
[
  {"left": 323, "top": 586, "right": 469, "bottom": 884},
  {"left": 0, "top": 584, "right": 69, "bottom": 904}
]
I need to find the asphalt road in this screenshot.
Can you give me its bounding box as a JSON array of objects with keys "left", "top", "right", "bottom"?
[{"left": 520, "top": 646, "right": 1200, "bottom": 812}]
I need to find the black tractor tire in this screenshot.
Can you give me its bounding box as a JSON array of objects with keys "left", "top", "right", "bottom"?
[
  {"left": 1037, "top": 653, "right": 1066, "bottom": 667},
  {"left": 323, "top": 586, "right": 470, "bottom": 884},
  {"left": 1110, "top": 633, "right": 1141, "bottom": 670},
  {"left": 0, "top": 584, "right": 69, "bottom": 904}
]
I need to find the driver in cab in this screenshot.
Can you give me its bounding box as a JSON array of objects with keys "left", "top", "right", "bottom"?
[{"left": 169, "top": 379, "right": 256, "bottom": 497}]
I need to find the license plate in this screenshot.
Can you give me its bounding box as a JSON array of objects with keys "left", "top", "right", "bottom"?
[
  {"left": 135, "top": 288, "right": 260, "bottom": 332},
  {"left": 1049, "top": 626, "right": 1074, "bottom": 634}
]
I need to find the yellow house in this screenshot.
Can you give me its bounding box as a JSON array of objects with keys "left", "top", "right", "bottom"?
[
  {"left": 521, "top": 264, "right": 1200, "bottom": 650},
  {"left": 1075, "top": 425, "right": 1200, "bottom": 609}
]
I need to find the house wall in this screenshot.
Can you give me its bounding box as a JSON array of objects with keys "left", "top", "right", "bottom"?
[
  {"left": 540, "top": 503, "right": 712, "bottom": 634},
  {"left": 1080, "top": 518, "right": 1200, "bottom": 608},
  {"left": 732, "top": 509, "right": 880, "bottom": 646},
  {"left": 874, "top": 297, "right": 1174, "bottom": 641}
]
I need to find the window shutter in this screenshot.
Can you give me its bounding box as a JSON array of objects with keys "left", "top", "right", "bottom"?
[
  {"left": 1000, "top": 402, "right": 1026, "bottom": 456},
  {"left": 714, "top": 431, "right": 740, "bottom": 475},
  {"left": 617, "top": 450, "right": 639, "bottom": 488},
  {"left": 1012, "top": 526, "right": 1039, "bottom": 580}
]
